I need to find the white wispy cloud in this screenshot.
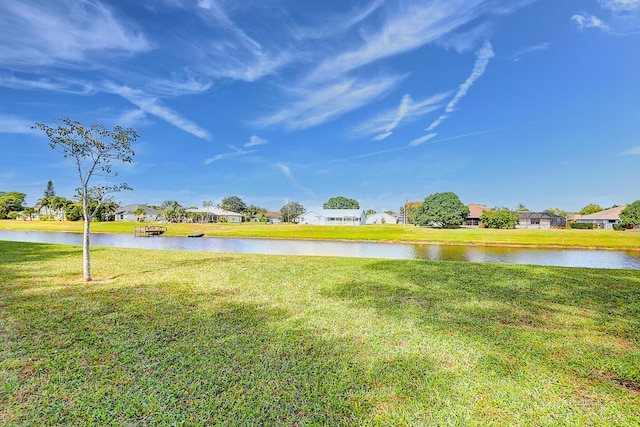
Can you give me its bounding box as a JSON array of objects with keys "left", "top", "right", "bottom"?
[
  {"left": 355, "top": 92, "right": 448, "bottom": 140},
  {"left": 291, "top": 0, "right": 384, "bottom": 40},
  {"left": 599, "top": 0, "right": 640, "bottom": 13},
  {"left": 426, "top": 40, "right": 495, "bottom": 131},
  {"left": 0, "top": 0, "right": 150, "bottom": 67},
  {"left": 571, "top": 14, "right": 610, "bottom": 31},
  {"left": 409, "top": 133, "right": 438, "bottom": 147},
  {"left": 435, "top": 22, "right": 493, "bottom": 53},
  {"left": 623, "top": 145, "right": 640, "bottom": 155},
  {"left": 211, "top": 0, "right": 531, "bottom": 133},
  {"left": 105, "top": 83, "right": 211, "bottom": 140},
  {"left": 204, "top": 145, "right": 257, "bottom": 165},
  {"left": 373, "top": 94, "right": 412, "bottom": 141},
  {"left": 193, "top": 1, "right": 292, "bottom": 82},
  {"left": 511, "top": 42, "right": 550, "bottom": 62},
  {"left": 243, "top": 136, "right": 268, "bottom": 147},
  {"left": 0, "top": 74, "right": 95, "bottom": 94},
  {"left": 306, "top": 0, "right": 487, "bottom": 82},
  {"left": 425, "top": 115, "right": 448, "bottom": 132},
  {"left": 444, "top": 41, "right": 495, "bottom": 115},
  {"left": 256, "top": 76, "right": 401, "bottom": 130},
  {"left": 115, "top": 109, "right": 148, "bottom": 128},
  {"left": 0, "top": 115, "right": 38, "bottom": 134},
  {"left": 147, "top": 77, "right": 212, "bottom": 97},
  {"left": 275, "top": 162, "right": 313, "bottom": 194}
]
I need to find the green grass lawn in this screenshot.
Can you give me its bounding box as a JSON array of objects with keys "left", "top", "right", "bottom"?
[
  {"left": 1, "top": 241, "right": 639, "bottom": 425},
  {"left": 2, "top": 219, "right": 640, "bottom": 249}
]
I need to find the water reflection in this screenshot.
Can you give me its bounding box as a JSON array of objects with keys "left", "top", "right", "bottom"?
[{"left": 1, "top": 230, "right": 639, "bottom": 270}]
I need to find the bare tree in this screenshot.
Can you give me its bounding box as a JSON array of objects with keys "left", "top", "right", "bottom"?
[{"left": 33, "top": 118, "right": 137, "bottom": 281}]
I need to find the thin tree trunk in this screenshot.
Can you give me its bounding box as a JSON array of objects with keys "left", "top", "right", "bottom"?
[{"left": 83, "top": 214, "right": 92, "bottom": 282}]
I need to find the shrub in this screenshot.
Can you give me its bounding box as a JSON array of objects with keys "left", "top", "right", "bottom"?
[
  {"left": 570, "top": 222, "right": 594, "bottom": 229},
  {"left": 612, "top": 223, "right": 626, "bottom": 231}
]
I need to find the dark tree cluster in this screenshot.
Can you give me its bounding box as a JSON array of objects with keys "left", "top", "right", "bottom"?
[
  {"left": 323, "top": 196, "right": 359, "bottom": 209},
  {"left": 413, "top": 192, "right": 469, "bottom": 227}
]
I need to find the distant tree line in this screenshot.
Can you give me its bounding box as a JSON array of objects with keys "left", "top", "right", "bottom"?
[
  {"left": 398, "top": 195, "right": 640, "bottom": 229},
  {"left": 4, "top": 185, "right": 639, "bottom": 229},
  {"left": 1, "top": 181, "right": 118, "bottom": 222}
]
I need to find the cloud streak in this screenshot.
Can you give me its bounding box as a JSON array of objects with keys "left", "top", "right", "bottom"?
[
  {"left": 511, "top": 42, "right": 550, "bottom": 62},
  {"left": 572, "top": 0, "right": 640, "bottom": 34},
  {"left": 105, "top": 83, "right": 211, "bottom": 140},
  {"left": 373, "top": 94, "right": 412, "bottom": 141},
  {"left": 409, "top": 133, "right": 438, "bottom": 147},
  {"left": 623, "top": 145, "right": 640, "bottom": 155},
  {"left": 0, "top": 0, "right": 150, "bottom": 67},
  {"left": 243, "top": 135, "right": 268, "bottom": 147},
  {"left": 275, "top": 162, "right": 313, "bottom": 194},
  {"left": 426, "top": 40, "right": 495, "bottom": 132},
  {"left": 306, "top": 0, "right": 487, "bottom": 83},
  {"left": 256, "top": 76, "right": 401, "bottom": 130},
  {"left": 355, "top": 92, "right": 448, "bottom": 140},
  {"left": 0, "top": 115, "right": 39, "bottom": 134},
  {"left": 204, "top": 145, "right": 257, "bottom": 164},
  {"left": 571, "top": 14, "right": 610, "bottom": 31},
  {"left": 599, "top": 0, "right": 640, "bottom": 13}
]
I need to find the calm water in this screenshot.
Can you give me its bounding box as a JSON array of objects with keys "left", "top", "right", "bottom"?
[{"left": 2, "top": 230, "right": 640, "bottom": 270}]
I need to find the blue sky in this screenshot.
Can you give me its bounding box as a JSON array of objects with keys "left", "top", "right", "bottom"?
[{"left": 1, "top": 0, "right": 639, "bottom": 213}]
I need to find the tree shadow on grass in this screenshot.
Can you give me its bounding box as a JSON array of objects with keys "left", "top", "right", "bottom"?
[
  {"left": 331, "top": 259, "right": 640, "bottom": 339},
  {"left": 323, "top": 260, "right": 640, "bottom": 397},
  {"left": 2, "top": 281, "right": 403, "bottom": 426},
  {"left": 105, "top": 256, "right": 239, "bottom": 281},
  {"left": 0, "top": 241, "right": 81, "bottom": 265}
]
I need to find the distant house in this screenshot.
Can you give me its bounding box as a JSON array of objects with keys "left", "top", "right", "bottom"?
[
  {"left": 366, "top": 212, "right": 398, "bottom": 224},
  {"left": 517, "top": 212, "right": 566, "bottom": 229},
  {"left": 115, "top": 204, "right": 160, "bottom": 222},
  {"left": 574, "top": 205, "right": 627, "bottom": 229},
  {"left": 295, "top": 209, "right": 366, "bottom": 226},
  {"left": 186, "top": 206, "right": 243, "bottom": 223},
  {"left": 251, "top": 211, "right": 282, "bottom": 224},
  {"left": 464, "top": 204, "right": 491, "bottom": 227}
]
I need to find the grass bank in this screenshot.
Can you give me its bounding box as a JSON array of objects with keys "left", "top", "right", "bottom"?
[
  {"left": 1, "top": 241, "right": 639, "bottom": 425},
  {"left": 2, "top": 220, "right": 640, "bottom": 250}
]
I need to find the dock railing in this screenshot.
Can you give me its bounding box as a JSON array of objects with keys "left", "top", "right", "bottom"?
[{"left": 134, "top": 225, "right": 167, "bottom": 237}]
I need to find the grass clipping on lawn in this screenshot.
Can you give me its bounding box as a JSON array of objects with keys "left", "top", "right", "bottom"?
[{"left": 1, "top": 241, "right": 639, "bottom": 426}]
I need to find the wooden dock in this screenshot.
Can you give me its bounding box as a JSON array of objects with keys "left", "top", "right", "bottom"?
[{"left": 134, "top": 226, "right": 167, "bottom": 237}]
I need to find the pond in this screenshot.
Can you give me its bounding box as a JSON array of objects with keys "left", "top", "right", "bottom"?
[{"left": 2, "top": 230, "right": 640, "bottom": 270}]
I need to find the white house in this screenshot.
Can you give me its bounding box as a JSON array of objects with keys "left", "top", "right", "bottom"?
[
  {"left": 366, "top": 212, "right": 398, "bottom": 225},
  {"left": 185, "top": 206, "right": 243, "bottom": 223},
  {"left": 574, "top": 205, "right": 627, "bottom": 229},
  {"left": 295, "top": 209, "right": 366, "bottom": 226},
  {"left": 115, "top": 204, "right": 160, "bottom": 222}
]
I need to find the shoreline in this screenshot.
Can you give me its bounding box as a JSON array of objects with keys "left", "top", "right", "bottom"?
[{"left": 2, "top": 226, "right": 639, "bottom": 252}]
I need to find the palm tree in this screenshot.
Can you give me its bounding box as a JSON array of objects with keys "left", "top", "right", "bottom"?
[
  {"left": 36, "top": 196, "right": 51, "bottom": 216},
  {"left": 24, "top": 206, "right": 37, "bottom": 221},
  {"left": 50, "top": 196, "right": 70, "bottom": 220},
  {"left": 134, "top": 207, "right": 146, "bottom": 222}
]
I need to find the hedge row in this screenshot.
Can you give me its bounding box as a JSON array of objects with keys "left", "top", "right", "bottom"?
[{"left": 570, "top": 222, "right": 594, "bottom": 229}]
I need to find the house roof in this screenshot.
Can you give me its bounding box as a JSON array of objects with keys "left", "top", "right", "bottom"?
[
  {"left": 252, "top": 211, "right": 281, "bottom": 219},
  {"left": 519, "top": 211, "right": 563, "bottom": 219},
  {"left": 367, "top": 212, "right": 397, "bottom": 219},
  {"left": 467, "top": 204, "right": 491, "bottom": 218},
  {"left": 297, "top": 209, "right": 364, "bottom": 219},
  {"left": 318, "top": 209, "right": 364, "bottom": 217},
  {"left": 580, "top": 205, "right": 627, "bottom": 220},
  {"left": 186, "top": 206, "right": 242, "bottom": 216},
  {"left": 115, "top": 204, "right": 160, "bottom": 215}
]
